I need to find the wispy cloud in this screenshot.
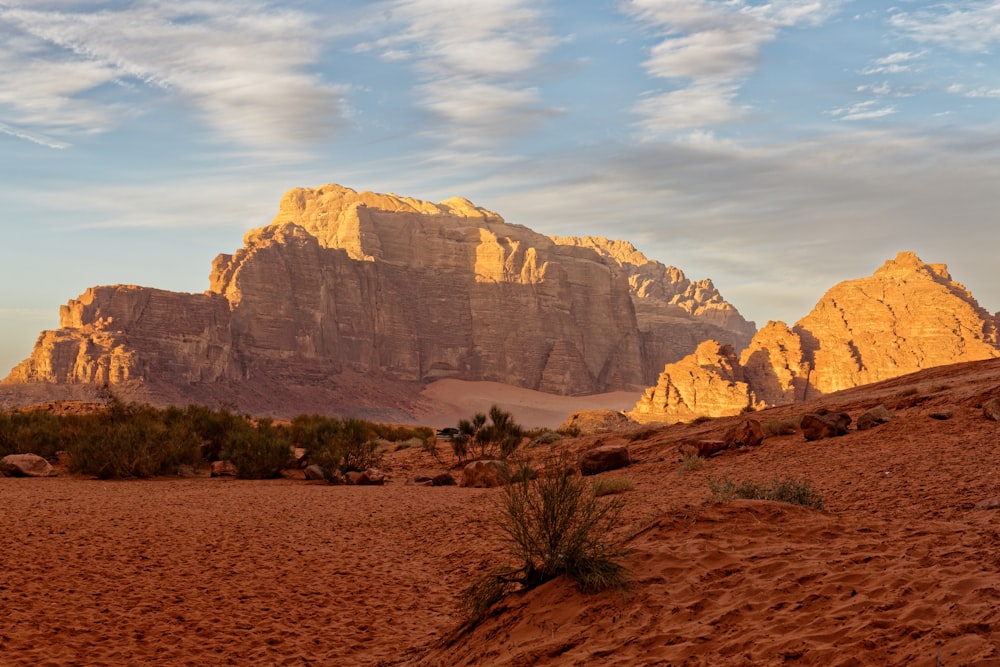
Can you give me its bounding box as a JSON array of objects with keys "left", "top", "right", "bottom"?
[
  {"left": 860, "top": 50, "right": 925, "bottom": 75},
  {"left": 830, "top": 100, "right": 897, "bottom": 121},
  {"left": 0, "top": 1, "right": 350, "bottom": 149},
  {"left": 359, "top": 0, "right": 562, "bottom": 147},
  {"left": 890, "top": 2, "right": 1000, "bottom": 53},
  {"left": 623, "top": 0, "right": 843, "bottom": 135}
]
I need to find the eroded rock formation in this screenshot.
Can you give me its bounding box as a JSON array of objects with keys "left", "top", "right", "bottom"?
[
  {"left": 4, "top": 184, "right": 751, "bottom": 417},
  {"left": 631, "top": 252, "right": 1000, "bottom": 423}
]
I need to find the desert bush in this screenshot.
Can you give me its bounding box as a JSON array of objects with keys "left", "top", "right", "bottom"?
[
  {"left": 452, "top": 405, "right": 524, "bottom": 461},
  {"left": 557, "top": 424, "right": 581, "bottom": 438},
  {"left": 295, "top": 416, "right": 383, "bottom": 478},
  {"left": 459, "top": 460, "right": 629, "bottom": 629},
  {"left": 762, "top": 418, "right": 800, "bottom": 438},
  {"left": 0, "top": 410, "right": 63, "bottom": 459},
  {"left": 65, "top": 403, "right": 201, "bottom": 479},
  {"left": 526, "top": 430, "right": 563, "bottom": 447},
  {"left": 179, "top": 404, "right": 246, "bottom": 461},
  {"left": 222, "top": 418, "right": 290, "bottom": 479},
  {"left": 592, "top": 477, "right": 635, "bottom": 497},
  {"left": 677, "top": 453, "right": 705, "bottom": 475},
  {"left": 709, "top": 476, "right": 824, "bottom": 510}
]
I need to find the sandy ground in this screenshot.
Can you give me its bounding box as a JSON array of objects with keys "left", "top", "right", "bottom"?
[{"left": 2, "top": 359, "right": 1000, "bottom": 666}]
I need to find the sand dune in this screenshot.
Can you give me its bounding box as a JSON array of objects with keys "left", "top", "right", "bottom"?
[{"left": 2, "top": 359, "right": 999, "bottom": 665}]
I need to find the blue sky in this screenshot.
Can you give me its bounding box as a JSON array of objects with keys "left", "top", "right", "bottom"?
[{"left": 2, "top": 0, "right": 999, "bottom": 375}]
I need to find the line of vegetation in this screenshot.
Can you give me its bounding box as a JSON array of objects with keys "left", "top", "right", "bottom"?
[
  {"left": 709, "top": 476, "right": 825, "bottom": 510},
  {"left": 0, "top": 389, "right": 432, "bottom": 480},
  {"left": 450, "top": 405, "right": 524, "bottom": 461}
]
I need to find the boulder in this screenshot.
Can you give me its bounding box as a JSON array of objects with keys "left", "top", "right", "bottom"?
[
  {"left": 432, "top": 472, "right": 457, "bottom": 486},
  {"left": 929, "top": 411, "right": 952, "bottom": 421},
  {"left": 0, "top": 453, "right": 57, "bottom": 478},
  {"left": 304, "top": 464, "right": 328, "bottom": 481},
  {"left": 679, "top": 440, "right": 728, "bottom": 458},
  {"left": 800, "top": 411, "right": 852, "bottom": 441},
  {"left": 857, "top": 404, "right": 895, "bottom": 431},
  {"left": 578, "top": 445, "right": 631, "bottom": 476},
  {"left": 355, "top": 468, "right": 385, "bottom": 486},
  {"left": 724, "top": 419, "right": 764, "bottom": 448},
  {"left": 461, "top": 460, "right": 510, "bottom": 488},
  {"left": 210, "top": 460, "right": 237, "bottom": 477},
  {"left": 406, "top": 475, "right": 435, "bottom": 487},
  {"left": 983, "top": 398, "right": 1000, "bottom": 421}
]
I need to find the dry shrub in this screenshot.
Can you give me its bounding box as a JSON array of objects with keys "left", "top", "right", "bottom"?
[
  {"left": 592, "top": 477, "right": 635, "bottom": 496},
  {"left": 762, "top": 418, "right": 800, "bottom": 437},
  {"left": 710, "top": 476, "right": 825, "bottom": 510},
  {"left": 677, "top": 453, "right": 705, "bottom": 475}
]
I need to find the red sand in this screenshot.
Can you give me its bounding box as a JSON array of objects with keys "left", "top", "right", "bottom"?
[{"left": 2, "top": 359, "right": 1000, "bottom": 666}]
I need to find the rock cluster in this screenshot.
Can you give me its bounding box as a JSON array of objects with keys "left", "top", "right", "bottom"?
[
  {"left": 632, "top": 252, "right": 1000, "bottom": 423},
  {"left": 4, "top": 184, "right": 752, "bottom": 415}
]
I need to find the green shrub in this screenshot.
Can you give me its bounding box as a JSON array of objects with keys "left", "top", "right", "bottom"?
[
  {"left": 459, "top": 461, "right": 629, "bottom": 629},
  {"left": 222, "top": 418, "right": 290, "bottom": 479},
  {"left": 677, "top": 453, "right": 705, "bottom": 475},
  {"left": 295, "top": 416, "right": 383, "bottom": 478},
  {"left": 452, "top": 405, "right": 524, "bottom": 461},
  {"left": 592, "top": 477, "right": 635, "bottom": 497},
  {"left": 0, "top": 410, "right": 63, "bottom": 459},
  {"left": 709, "top": 476, "right": 824, "bottom": 510}
]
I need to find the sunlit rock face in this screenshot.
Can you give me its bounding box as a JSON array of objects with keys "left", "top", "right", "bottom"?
[
  {"left": 9, "top": 185, "right": 751, "bottom": 412},
  {"left": 629, "top": 251, "right": 1000, "bottom": 423}
]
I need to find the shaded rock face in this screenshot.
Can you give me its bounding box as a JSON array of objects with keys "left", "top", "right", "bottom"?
[
  {"left": 578, "top": 445, "right": 631, "bottom": 476},
  {"left": 629, "top": 340, "right": 762, "bottom": 424},
  {"left": 552, "top": 236, "right": 756, "bottom": 383},
  {"left": 10, "top": 185, "right": 761, "bottom": 411},
  {"left": 631, "top": 252, "right": 1000, "bottom": 423}
]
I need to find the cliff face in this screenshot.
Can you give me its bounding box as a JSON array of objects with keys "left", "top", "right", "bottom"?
[
  {"left": 551, "top": 236, "right": 756, "bottom": 383},
  {"left": 10, "top": 184, "right": 757, "bottom": 413},
  {"left": 631, "top": 252, "right": 1000, "bottom": 423}
]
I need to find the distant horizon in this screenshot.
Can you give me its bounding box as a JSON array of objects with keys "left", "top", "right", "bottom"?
[{"left": 3, "top": 1, "right": 999, "bottom": 375}]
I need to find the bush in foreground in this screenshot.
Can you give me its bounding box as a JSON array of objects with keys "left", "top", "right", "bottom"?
[
  {"left": 709, "top": 476, "right": 825, "bottom": 510},
  {"left": 459, "top": 465, "right": 629, "bottom": 629}
]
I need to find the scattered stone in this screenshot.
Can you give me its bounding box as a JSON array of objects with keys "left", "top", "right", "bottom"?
[
  {"left": 724, "top": 419, "right": 764, "bottom": 448},
  {"left": 974, "top": 497, "right": 1000, "bottom": 511},
  {"left": 304, "top": 464, "right": 328, "bottom": 481},
  {"left": 800, "top": 410, "right": 852, "bottom": 441},
  {"left": 929, "top": 411, "right": 952, "bottom": 421},
  {"left": 578, "top": 445, "right": 631, "bottom": 476},
  {"left": 983, "top": 398, "right": 1000, "bottom": 422},
  {"left": 461, "top": 460, "right": 510, "bottom": 488},
  {"left": 679, "top": 440, "right": 728, "bottom": 458},
  {"left": 210, "top": 460, "right": 237, "bottom": 477},
  {"left": 0, "top": 453, "right": 57, "bottom": 478},
  {"left": 857, "top": 404, "right": 896, "bottom": 431},
  {"left": 431, "top": 472, "right": 457, "bottom": 486},
  {"left": 407, "top": 475, "right": 434, "bottom": 487}
]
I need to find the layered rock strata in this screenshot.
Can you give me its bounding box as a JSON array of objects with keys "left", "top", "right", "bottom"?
[{"left": 4, "top": 185, "right": 751, "bottom": 415}]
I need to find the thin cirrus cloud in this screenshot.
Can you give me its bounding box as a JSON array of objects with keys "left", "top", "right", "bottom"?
[
  {"left": 830, "top": 100, "right": 897, "bottom": 122},
  {"left": 0, "top": 0, "right": 349, "bottom": 150},
  {"left": 890, "top": 1, "right": 1000, "bottom": 52},
  {"left": 356, "top": 0, "right": 562, "bottom": 146},
  {"left": 623, "top": 0, "right": 843, "bottom": 135}
]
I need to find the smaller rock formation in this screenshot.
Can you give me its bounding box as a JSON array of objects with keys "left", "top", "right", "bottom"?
[
  {"left": 354, "top": 468, "right": 385, "bottom": 486},
  {"left": 461, "top": 460, "right": 510, "bottom": 488},
  {"left": 724, "top": 419, "right": 764, "bottom": 449},
  {"left": 679, "top": 440, "right": 728, "bottom": 458},
  {"left": 0, "top": 453, "right": 57, "bottom": 477},
  {"left": 857, "top": 405, "right": 895, "bottom": 431},
  {"left": 578, "top": 445, "right": 631, "bottom": 476},
  {"left": 629, "top": 341, "right": 762, "bottom": 424},
  {"left": 558, "top": 410, "right": 631, "bottom": 436},
  {"left": 983, "top": 398, "right": 1000, "bottom": 422},
  {"left": 800, "top": 411, "right": 852, "bottom": 441}
]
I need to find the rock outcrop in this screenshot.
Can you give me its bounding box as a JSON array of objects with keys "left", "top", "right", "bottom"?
[
  {"left": 631, "top": 252, "right": 1000, "bottom": 423},
  {"left": 8, "top": 185, "right": 757, "bottom": 415},
  {"left": 630, "top": 340, "right": 763, "bottom": 423}
]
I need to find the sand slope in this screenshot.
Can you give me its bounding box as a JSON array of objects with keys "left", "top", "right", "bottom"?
[{"left": 1, "top": 359, "right": 999, "bottom": 666}]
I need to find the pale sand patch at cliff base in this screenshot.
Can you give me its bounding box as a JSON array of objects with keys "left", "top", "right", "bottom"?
[{"left": 413, "top": 378, "right": 641, "bottom": 429}]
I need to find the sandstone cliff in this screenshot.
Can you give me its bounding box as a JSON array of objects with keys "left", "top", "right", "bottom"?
[
  {"left": 631, "top": 251, "right": 1000, "bottom": 423},
  {"left": 6, "top": 184, "right": 757, "bottom": 416},
  {"left": 551, "top": 237, "right": 756, "bottom": 384}
]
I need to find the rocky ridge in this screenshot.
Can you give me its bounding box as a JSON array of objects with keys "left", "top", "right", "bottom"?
[
  {"left": 631, "top": 252, "right": 1000, "bottom": 423},
  {"left": 3, "top": 184, "right": 752, "bottom": 417}
]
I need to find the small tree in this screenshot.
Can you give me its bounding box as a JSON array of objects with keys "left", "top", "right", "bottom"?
[{"left": 459, "top": 462, "right": 629, "bottom": 630}]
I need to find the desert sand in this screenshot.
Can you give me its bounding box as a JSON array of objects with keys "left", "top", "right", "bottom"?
[{"left": 2, "top": 359, "right": 999, "bottom": 666}]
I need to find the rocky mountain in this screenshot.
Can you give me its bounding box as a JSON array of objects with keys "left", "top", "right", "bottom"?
[
  {"left": 3, "top": 184, "right": 752, "bottom": 417},
  {"left": 631, "top": 252, "right": 1000, "bottom": 423}
]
